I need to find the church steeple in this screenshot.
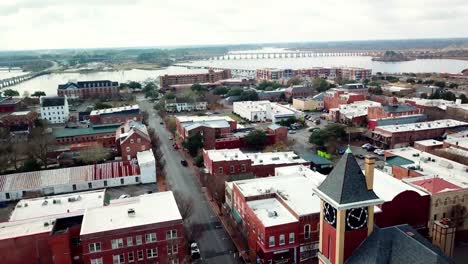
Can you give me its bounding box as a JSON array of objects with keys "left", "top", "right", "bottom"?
[{"left": 314, "top": 151, "right": 383, "bottom": 264}]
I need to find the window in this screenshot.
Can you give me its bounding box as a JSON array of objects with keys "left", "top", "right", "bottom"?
[
  {"left": 136, "top": 177, "right": 140, "bottom": 183},
  {"left": 121, "top": 178, "right": 125, "bottom": 185},
  {"left": 137, "top": 138, "right": 141, "bottom": 143},
  {"left": 137, "top": 250, "right": 144, "bottom": 260},
  {"left": 289, "top": 233, "right": 295, "bottom": 244},
  {"left": 104, "top": 180, "right": 107, "bottom": 187},
  {"left": 72, "top": 184, "right": 77, "bottom": 191},
  {"left": 127, "top": 155, "right": 131, "bottom": 161},
  {"left": 111, "top": 238, "right": 124, "bottom": 249},
  {"left": 130, "top": 139, "right": 134, "bottom": 144},
  {"left": 126, "top": 147, "right": 131, "bottom": 152},
  {"left": 269, "top": 236, "right": 275, "bottom": 247},
  {"left": 279, "top": 234, "right": 285, "bottom": 245},
  {"left": 304, "top": 224, "right": 311, "bottom": 239},
  {"left": 166, "top": 230, "right": 177, "bottom": 239},
  {"left": 241, "top": 164, "right": 246, "bottom": 173},
  {"left": 128, "top": 252, "right": 134, "bottom": 262},
  {"left": 218, "top": 167, "right": 223, "bottom": 174},
  {"left": 90, "top": 258, "right": 103, "bottom": 264},
  {"left": 89, "top": 242, "right": 101, "bottom": 253},
  {"left": 127, "top": 237, "right": 133, "bottom": 246},
  {"left": 230, "top": 165, "right": 235, "bottom": 174},
  {"left": 146, "top": 233, "right": 157, "bottom": 243},
  {"left": 136, "top": 235, "right": 142, "bottom": 245},
  {"left": 88, "top": 182, "right": 92, "bottom": 189},
  {"left": 5, "top": 193, "right": 10, "bottom": 200},
  {"left": 112, "top": 254, "right": 124, "bottom": 264},
  {"left": 167, "top": 244, "right": 178, "bottom": 255},
  {"left": 141, "top": 145, "right": 146, "bottom": 151},
  {"left": 147, "top": 248, "right": 158, "bottom": 258}
]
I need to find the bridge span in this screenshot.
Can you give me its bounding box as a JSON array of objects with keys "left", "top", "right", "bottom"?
[
  {"left": 0, "top": 71, "right": 50, "bottom": 89},
  {"left": 209, "top": 51, "right": 381, "bottom": 60}
]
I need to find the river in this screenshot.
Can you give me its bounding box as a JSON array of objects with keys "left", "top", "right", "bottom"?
[{"left": 2, "top": 54, "right": 468, "bottom": 96}]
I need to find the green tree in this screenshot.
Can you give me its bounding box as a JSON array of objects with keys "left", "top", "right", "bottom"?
[
  {"left": 128, "top": 81, "right": 142, "bottom": 89},
  {"left": 434, "top": 81, "right": 446, "bottom": 88},
  {"left": 164, "top": 92, "right": 176, "bottom": 100},
  {"left": 449, "top": 83, "right": 459, "bottom": 89},
  {"left": 3, "top": 89, "right": 19, "bottom": 97},
  {"left": 94, "top": 102, "right": 113, "bottom": 110},
  {"left": 182, "top": 133, "right": 204, "bottom": 157},
  {"left": 143, "top": 82, "right": 157, "bottom": 98},
  {"left": 194, "top": 155, "right": 204, "bottom": 167},
  {"left": 191, "top": 83, "right": 207, "bottom": 95},
  {"left": 312, "top": 78, "right": 332, "bottom": 92},
  {"left": 287, "top": 77, "right": 302, "bottom": 87},
  {"left": 257, "top": 80, "right": 281, "bottom": 90},
  {"left": 309, "top": 124, "right": 347, "bottom": 147},
  {"left": 279, "top": 117, "right": 297, "bottom": 126},
  {"left": 31, "top": 91, "right": 46, "bottom": 97},
  {"left": 239, "top": 90, "right": 259, "bottom": 101},
  {"left": 20, "top": 158, "right": 42, "bottom": 172},
  {"left": 213, "top": 86, "right": 230, "bottom": 95},
  {"left": 369, "top": 86, "right": 383, "bottom": 95},
  {"left": 244, "top": 130, "right": 267, "bottom": 150},
  {"left": 406, "top": 78, "right": 416, "bottom": 84},
  {"left": 227, "top": 88, "right": 243, "bottom": 97}
]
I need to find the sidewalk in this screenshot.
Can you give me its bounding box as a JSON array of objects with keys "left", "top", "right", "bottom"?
[{"left": 204, "top": 190, "right": 251, "bottom": 263}]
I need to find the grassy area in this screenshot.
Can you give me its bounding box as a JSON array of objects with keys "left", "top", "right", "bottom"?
[{"left": 228, "top": 113, "right": 243, "bottom": 122}]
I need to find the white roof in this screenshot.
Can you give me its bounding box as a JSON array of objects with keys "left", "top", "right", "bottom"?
[
  {"left": 415, "top": 139, "right": 444, "bottom": 147},
  {"left": 407, "top": 98, "right": 455, "bottom": 110},
  {"left": 448, "top": 104, "right": 468, "bottom": 111},
  {"left": 0, "top": 217, "right": 55, "bottom": 240},
  {"left": 372, "top": 169, "right": 428, "bottom": 201},
  {"left": 339, "top": 100, "right": 381, "bottom": 118},
  {"left": 270, "top": 103, "right": 297, "bottom": 116},
  {"left": 386, "top": 147, "right": 468, "bottom": 189},
  {"left": 247, "top": 198, "right": 298, "bottom": 227},
  {"left": 445, "top": 130, "right": 468, "bottom": 150},
  {"left": 136, "top": 150, "right": 155, "bottom": 165},
  {"left": 376, "top": 119, "right": 467, "bottom": 134},
  {"left": 233, "top": 100, "right": 271, "bottom": 112},
  {"left": 176, "top": 115, "right": 234, "bottom": 123},
  {"left": 246, "top": 151, "right": 307, "bottom": 166},
  {"left": 80, "top": 191, "right": 182, "bottom": 235},
  {"left": 9, "top": 190, "right": 105, "bottom": 221},
  {"left": 10, "top": 111, "right": 31, "bottom": 116},
  {"left": 204, "top": 149, "right": 249, "bottom": 162},
  {"left": 90, "top": 104, "right": 139, "bottom": 115},
  {"left": 383, "top": 86, "right": 412, "bottom": 92}
]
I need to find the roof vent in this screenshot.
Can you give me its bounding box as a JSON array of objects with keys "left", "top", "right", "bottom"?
[
  {"left": 44, "top": 222, "right": 49, "bottom": 227},
  {"left": 53, "top": 199, "right": 61, "bottom": 204},
  {"left": 24, "top": 203, "right": 28, "bottom": 207},
  {"left": 42, "top": 200, "right": 48, "bottom": 206},
  {"left": 128, "top": 208, "right": 136, "bottom": 217}
]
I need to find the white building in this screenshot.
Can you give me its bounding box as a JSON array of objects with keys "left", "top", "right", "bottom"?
[
  {"left": 165, "top": 100, "right": 207, "bottom": 112},
  {"left": 40, "top": 96, "right": 69, "bottom": 124},
  {"left": 0, "top": 149, "right": 156, "bottom": 202},
  {"left": 233, "top": 100, "right": 301, "bottom": 123}
]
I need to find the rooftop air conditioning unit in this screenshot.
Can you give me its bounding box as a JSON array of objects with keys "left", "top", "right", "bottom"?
[{"left": 128, "top": 208, "right": 136, "bottom": 217}]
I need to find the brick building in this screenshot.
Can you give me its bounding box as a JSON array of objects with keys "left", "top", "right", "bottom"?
[
  {"left": 89, "top": 105, "right": 141, "bottom": 124},
  {"left": 54, "top": 123, "right": 121, "bottom": 147},
  {"left": 367, "top": 100, "right": 421, "bottom": 120},
  {"left": 1, "top": 111, "right": 38, "bottom": 132},
  {"left": 175, "top": 116, "right": 237, "bottom": 149},
  {"left": 367, "top": 114, "right": 427, "bottom": 130},
  {"left": 203, "top": 149, "right": 309, "bottom": 178},
  {"left": 160, "top": 69, "right": 231, "bottom": 88},
  {"left": 214, "top": 124, "right": 288, "bottom": 150},
  {"left": 284, "top": 85, "right": 312, "bottom": 99},
  {"left": 0, "top": 96, "right": 22, "bottom": 112},
  {"left": 57, "top": 80, "right": 119, "bottom": 99},
  {"left": 0, "top": 191, "right": 185, "bottom": 264},
  {"left": 116, "top": 120, "right": 152, "bottom": 161},
  {"left": 371, "top": 119, "right": 468, "bottom": 148},
  {"left": 256, "top": 67, "right": 371, "bottom": 82},
  {"left": 329, "top": 100, "right": 381, "bottom": 126},
  {"left": 323, "top": 90, "right": 366, "bottom": 111}
]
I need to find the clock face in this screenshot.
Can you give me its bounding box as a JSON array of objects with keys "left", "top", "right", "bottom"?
[
  {"left": 323, "top": 202, "right": 337, "bottom": 226},
  {"left": 346, "top": 207, "right": 368, "bottom": 230}
]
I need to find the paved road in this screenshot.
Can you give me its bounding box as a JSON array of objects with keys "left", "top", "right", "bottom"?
[{"left": 138, "top": 98, "right": 242, "bottom": 264}]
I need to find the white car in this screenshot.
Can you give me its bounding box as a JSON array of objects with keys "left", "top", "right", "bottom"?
[
  {"left": 119, "top": 194, "right": 130, "bottom": 199},
  {"left": 361, "top": 143, "right": 372, "bottom": 149},
  {"left": 190, "top": 242, "right": 201, "bottom": 260}
]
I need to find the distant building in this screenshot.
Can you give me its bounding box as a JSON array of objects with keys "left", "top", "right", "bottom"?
[
  {"left": 116, "top": 120, "right": 152, "bottom": 161},
  {"left": 57, "top": 80, "right": 119, "bottom": 99},
  {"left": 337, "top": 83, "right": 368, "bottom": 95},
  {"left": 256, "top": 89, "right": 286, "bottom": 101},
  {"left": 54, "top": 123, "right": 121, "bottom": 147},
  {"left": 89, "top": 105, "right": 141, "bottom": 124},
  {"left": 233, "top": 101, "right": 302, "bottom": 123},
  {"left": 367, "top": 100, "right": 421, "bottom": 120},
  {"left": 159, "top": 69, "right": 231, "bottom": 88},
  {"left": 446, "top": 103, "right": 468, "bottom": 122},
  {"left": 203, "top": 148, "right": 309, "bottom": 177},
  {"left": 292, "top": 93, "right": 325, "bottom": 111},
  {"left": 368, "top": 114, "right": 427, "bottom": 130},
  {"left": 371, "top": 119, "right": 468, "bottom": 148},
  {"left": 0, "top": 149, "right": 155, "bottom": 202},
  {"left": 165, "top": 99, "right": 207, "bottom": 113},
  {"left": 329, "top": 100, "right": 381, "bottom": 126},
  {"left": 0, "top": 96, "right": 22, "bottom": 113},
  {"left": 284, "top": 85, "right": 312, "bottom": 99},
  {"left": 40, "top": 96, "right": 69, "bottom": 124},
  {"left": 1, "top": 111, "right": 38, "bottom": 133},
  {"left": 323, "top": 90, "right": 366, "bottom": 110},
  {"left": 382, "top": 85, "right": 414, "bottom": 96},
  {"left": 214, "top": 124, "right": 288, "bottom": 150},
  {"left": 256, "top": 67, "right": 371, "bottom": 82}
]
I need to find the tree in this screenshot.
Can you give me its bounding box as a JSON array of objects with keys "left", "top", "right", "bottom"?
[
  {"left": 165, "top": 116, "right": 177, "bottom": 134},
  {"left": 227, "top": 88, "right": 243, "bottom": 97},
  {"left": 312, "top": 78, "right": 332, "bottom": 92},
  {"left": 3, "top": 89, "right": 19, "bottom": 97},
  {"left": 257, "top": 80, "right": 281, "bottom": 90},
  {"left": 143, "top": 82, "right": 157, "bottom": 98},
  {"left": 368, "top": 86, "right": 383, "bottom": 95},
  {"left": 78, "top": 146, "right": 110, "bottom": 164},
  {"left": 213, "top": 86, "right": 230, "bottom": 95},
  {"left": 128, "top": 81, "right": 142, "bottom": 89},
  {"left": 20, "top": 158, "right": 41, "bottom": 172},
  {"left": 279, "top": 117, "right": 298, "bottom": 127},
  {"left": 287, "top": 77, "right": 302, "bottom": 87},
  {"left": 173, "top": 191, "right": 194, "bottom": 220},
  {"left": 448, "top": 83, "right": 459, "bottom": 89},
  {"left": 29, "top": 124, "right": 56, "bottom": 168},
  {"left": 244, "top": 130, "right": 267, "bottom": 150},
  {"left": 194, "top": 155, "right": 204, "bottom": 167},
  {"left": 459, "top": 94, "right": 468, "bottom": 104},
  {"left": 182, "top": 133, "right": 204, "bottom": 156},
  {"left": 406, "top": 78, "right": 416, "bottom": 84},
  {"left": 309, "top": 124, "right": 347, "bottom": 147},
  {"left": 239, "top": 90, "right": 259, "bottom": 101},
  {"left": 164, "top": 92, "right": 176, "bottom": 100},
  {"left": 94, "top": 102, "right": 113, "bottom": 110},
  {"left": 434, "top": 81, "right": 446, "bottom": 88},
  {"left": 31, "top": 91, "right": 46, "bottom": 97},
  {"left": 191, "top": 83, "right": 207, "bottom": 95}
]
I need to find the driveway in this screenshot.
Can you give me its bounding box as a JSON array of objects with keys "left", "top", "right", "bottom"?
[{"left": 138, "top": 98, "right": 242, "bottom": 264}]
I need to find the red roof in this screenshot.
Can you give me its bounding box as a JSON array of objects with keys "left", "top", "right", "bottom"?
[{"left": 411, "top": 178, "right": 461, "bottom": 194}]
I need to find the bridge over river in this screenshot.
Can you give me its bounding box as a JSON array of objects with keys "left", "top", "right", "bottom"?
[
  {"left": 0, "top": 71, "right": 51, "bottom": 89},
  {"left": 209, "top": 50, "right": 382, "bottom": 60}
]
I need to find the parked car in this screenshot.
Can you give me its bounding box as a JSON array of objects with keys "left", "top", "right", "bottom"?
[
  {"left": 361, "top": 143, "right": 372, "bottom": 149},
  {"left": 375, "top": 149, "right": 385, "bottom": 156},
  {"left": 288, "top": 130, "right": 296, "bottom": 134},
  {"left": 366, "top": 145, "right": 376, "bottom": 152},
  {"left": 119, "top": 194, "right": 130, "bottom": 199},
  {"left": 159, "top": 122, "right": 164, "bottom": 125},
  {"left": 190, "top": 242, "right": 201, "bottom": 260},
  {"left": 181, "top": 160, "right": 188, "bottom": 166},
  {"left": 356, "top": 154, "right": 365, "bottom": 159}
]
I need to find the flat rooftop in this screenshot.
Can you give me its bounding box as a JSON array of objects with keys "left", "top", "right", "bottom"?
[
  {"left": 233, "top": 100, "right": 271, "bottom": 112},
  {"left": 80, "top": 191, "right": 182, "bottom": 235},
  {"left": 176, "top": 115, "right": 234, "bottom": 123},
  {"left": 338, "top": 100, "right": 381, "bottom": 118},
  {"left": 9, "top": 111, "right": 31, "bottom": 116},
  {"left": 9, "top": 190, "right": 105, "bottom": 221},
  {"left": 90, "top": 105, "right": 139, "bottom": 116},
  {"left": 247, "top": 198, "right": 298, "bottom": 227},
  {"left": 183, "top": 119, "right": 231, "bottom": 131},
  {"left": 245, "top": 151, "right": 307, "bottom": 166},
  {"left": 415, "top": 139, "right": 444, "bottom": 147},
  {"left": 0, "top": 217, "right": 55, "bottom": 240},
  {"left": 386, "top": 147, "right": 468, "bottom": 191},
  {"left": 375, "top": 119, "right": 467, "bottom": 134},
  {"left": 445, "top": 130, "right": 468, "bottom": 150},
  {"left": 270, "top": 103, "right": 297, "bottom": 116},
  {"left": 204, "top": 149, "right": 249, "bottom": 162}
]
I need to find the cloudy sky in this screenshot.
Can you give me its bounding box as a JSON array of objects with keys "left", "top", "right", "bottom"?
[{"left": 0, "top": 0, "right": 467, "bottom": 51}]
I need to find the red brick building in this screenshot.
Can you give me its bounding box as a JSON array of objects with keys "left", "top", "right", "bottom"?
[
  {"left": 175, "top": 116, "right": 237, "bottom": 149},
  {"left": 160, "top": 69, "right": 231, "bottom": 88},
  {"left": 323, "top": 90, "right": 366, "bottom": 111},
  {"left": 116, "top": 120, "right": 152, "bottom": 161},
  {"left": 0, "top": 191, "right": 186, "bottom": 264},
  {"left": 284, "top": 85, "right": 312, "bottom": 99},
  {"left": 57, "top": 80, "right": 119, "bottom": 99},
  {"left": 371, "top": 119, "right": 468, "bottom": 148},
  {"left": 214, "top": 125, "right": 288, "bottom": 150},
  {"left": 90, "top": 105, "right": 141, "bottom": 124},
  {"left": 1, "top": 111, "right": 38, "bottom": 132},
  {"left": 203, "top": 149, "right": 309, "bottom": 178},
  {"left": 367, "top": 100, "right": 421, "bottom": 120},
  {"left": 54, "top": 123, "right": 121, "bottom": 147},
  {"left": 0, "top": 96, "right": 22, "bottom": 113}
]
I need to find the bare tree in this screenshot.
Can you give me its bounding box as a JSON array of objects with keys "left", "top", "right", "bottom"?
[
  {"left": 28, "top": 124, "right": 56, "bottom": 169},
  {"left": 173, "top": 191, "right": 194, "bottom": 220}
]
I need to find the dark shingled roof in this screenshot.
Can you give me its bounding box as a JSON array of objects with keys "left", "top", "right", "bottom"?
[
  {"left": 382, "top": 104, "right": 416, "bottom": 113},
  {"left": 346, "top": 225, "right": 454, "bottom": 264},
  {"left": 58, "top": 80, "right": 118, "bottom": 90},
  {"left": 317, "top": 150, "right": 379, "bottom": 204},
  {"left": 41, "top": 97, "right": 65, "bottom": 107}
]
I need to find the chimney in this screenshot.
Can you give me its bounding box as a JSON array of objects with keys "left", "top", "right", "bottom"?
[
  {"left": 364, "top": 156, "right": 375, "bottom": 190},
  {"left": 120, "top": 127, "right": 125, "bottom": 134}
]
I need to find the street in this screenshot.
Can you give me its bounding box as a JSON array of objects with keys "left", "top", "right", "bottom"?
[{"left": 138, "top": 98, "right": 242, "bottom": 264}]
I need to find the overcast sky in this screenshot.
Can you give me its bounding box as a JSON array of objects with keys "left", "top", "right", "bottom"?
[{"left": 0, "top": 0, "right": 467, "bottom": 51}]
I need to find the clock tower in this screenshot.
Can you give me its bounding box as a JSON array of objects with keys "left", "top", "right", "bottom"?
[{"left": 313, "top": 148, "right": 383, "bottom": 264}]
